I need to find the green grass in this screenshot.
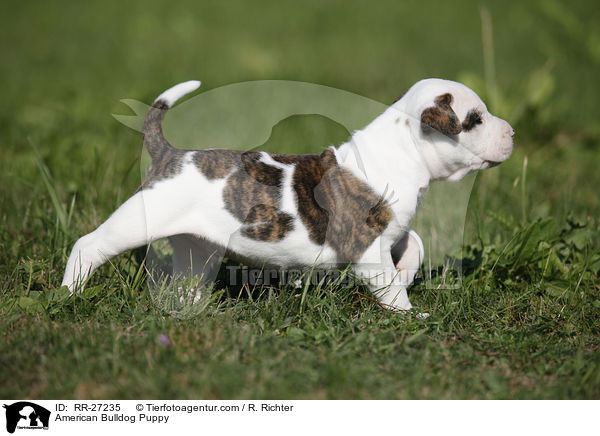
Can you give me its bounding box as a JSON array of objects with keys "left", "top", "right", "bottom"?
[{"left": 1, "top": 0, "right": 599, "bottom": 399}]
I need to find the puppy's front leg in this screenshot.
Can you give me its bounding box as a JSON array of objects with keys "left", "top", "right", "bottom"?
[
  {"left": 391, "top": 228, "right": 424, "bottom": 288},
  {"left": 353, "top": 238, "right": 413, "bottom": 311}
]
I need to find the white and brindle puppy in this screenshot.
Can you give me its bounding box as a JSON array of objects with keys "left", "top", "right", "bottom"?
[{"left": 62, "top": 78, "right": 514, "bottom": 311}]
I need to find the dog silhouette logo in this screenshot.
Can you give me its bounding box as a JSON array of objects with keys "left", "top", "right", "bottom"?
[{"left": 3, "top": 402, "right": 50, "bottom": 433}]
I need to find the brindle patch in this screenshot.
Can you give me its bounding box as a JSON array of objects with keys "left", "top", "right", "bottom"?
[
  {"left": 138, "top": 147, "right": 186, "bottom": 191},
  {"left": 420, "top": 93, "right": 462, "bottom": 136},
  {"left": 138, "top": 100, "right": 187, "bottom": 191},
  {"left": 292, "top": 149, "right": 393, "bottom": 263},
  {"left": 271, "top": 154, "right": 299, "bottom": 165},
  {"left": 223, "top": 152, "right": 294, "bottom": 242},
  {"left": 289, "top": 151, "right": 334, "bottom": 245},
  {"left": 142, "top": 101, "right": 170, "bottom": 161},
  {"left": 240, "top": 152, "right": 284, "bottom": 186},
  {"left": 241, "top": 204, "right": 294, "bottom": 242},
  {"left": 193, "top": 149, "right": 241, "bottom": 179},
  {"left": 461, "top": 109, "right": 483, "bottom": 132},
  {"left": 316, "top": 167, "right": 392, "bottom": 263}
]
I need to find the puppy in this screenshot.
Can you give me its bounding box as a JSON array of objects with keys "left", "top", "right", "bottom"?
[{"left": 62, "top": 78, "right": 514, "bottom": 311}]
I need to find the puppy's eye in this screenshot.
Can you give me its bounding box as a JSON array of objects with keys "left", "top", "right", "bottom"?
[{"left": 462, "top": 110, "right": 483, "bottom": 131}]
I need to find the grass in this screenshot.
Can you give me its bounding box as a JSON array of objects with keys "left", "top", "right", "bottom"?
[{"left": 1, "top": 0, "right": 599, "bottom": 399}]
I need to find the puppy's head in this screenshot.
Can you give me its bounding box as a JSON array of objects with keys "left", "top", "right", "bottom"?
[{"left": 395, "top": 79, "right": 514, "bottom": 181}]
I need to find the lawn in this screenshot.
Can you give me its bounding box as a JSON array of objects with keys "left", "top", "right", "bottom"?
[{"left": 1, "top": 0, "right": 599, "bottom": 399}]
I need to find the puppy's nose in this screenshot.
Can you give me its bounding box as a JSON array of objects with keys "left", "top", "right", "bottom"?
[{"left": 510, "top": 128, "right": 515, "bottom": 137}]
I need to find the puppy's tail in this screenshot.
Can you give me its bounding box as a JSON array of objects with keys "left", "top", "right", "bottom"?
[{"left": 142, "top": 80, "right": 201, "bottom": 161}]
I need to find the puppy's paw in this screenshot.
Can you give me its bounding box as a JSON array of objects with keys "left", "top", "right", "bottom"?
[{"left": 177, "top": 286, "right": 204, "bottom": 304}]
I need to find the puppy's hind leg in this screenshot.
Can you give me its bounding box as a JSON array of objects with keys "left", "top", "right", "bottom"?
[
  {"left": 170, "top": 234, "right": 223, "bottom": 280},
  {"left": 62, "top": 187, "right": 192, "bottom": 293},
  {"left": 169, "top": 234, "right": 225, "bottom": 303}
]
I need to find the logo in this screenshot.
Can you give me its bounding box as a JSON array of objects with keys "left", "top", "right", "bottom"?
[{"left": 3, "top": 402, "right": 50, "bottom": 433}]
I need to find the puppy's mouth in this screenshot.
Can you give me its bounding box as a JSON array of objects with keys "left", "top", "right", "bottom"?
[{"left": 484, "top": 160, "right": 501, "bottom": 168}]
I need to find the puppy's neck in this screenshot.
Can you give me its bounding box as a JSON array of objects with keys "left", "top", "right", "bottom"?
[
  {"left": 334, "top": 109, "right": 431, "bottom": 216},
  {"left": 337, "top": 109, "right": 427, "bottom": 179},
  {"left": 414, "top": 132, "right": 480, "bottom": 182}
]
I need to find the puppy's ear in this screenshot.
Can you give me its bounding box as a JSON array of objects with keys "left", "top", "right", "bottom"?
[{"left": 420, "top": 93, "right": 462, "bottom": 136}]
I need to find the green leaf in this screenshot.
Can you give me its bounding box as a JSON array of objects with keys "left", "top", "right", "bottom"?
[
  {"left": 286, "top": 326, "right": 306, "bottom": 340},
  {"left": 513, "top": 218, "right": 556, "bottom": 263},
  {"left": 30, "top": 140, "right": 68, "bottom": 234},
  {"left": 79, "top": 286, "right": 103, "bottom": 300},
  {"left": 545, "top": 282, "right": 567, "bottom": 297},
  {"left": 45, "top": 286, "right": 71, "bottom": 304},
  {"left": 405, "top": 327, "right": 428, "bottom": 344},
  {"left": 17, "top": 296, "right": 45, "bottom": 314},
  {"left": 563, "top": 229, "right": 592, "bottom": 250}
]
